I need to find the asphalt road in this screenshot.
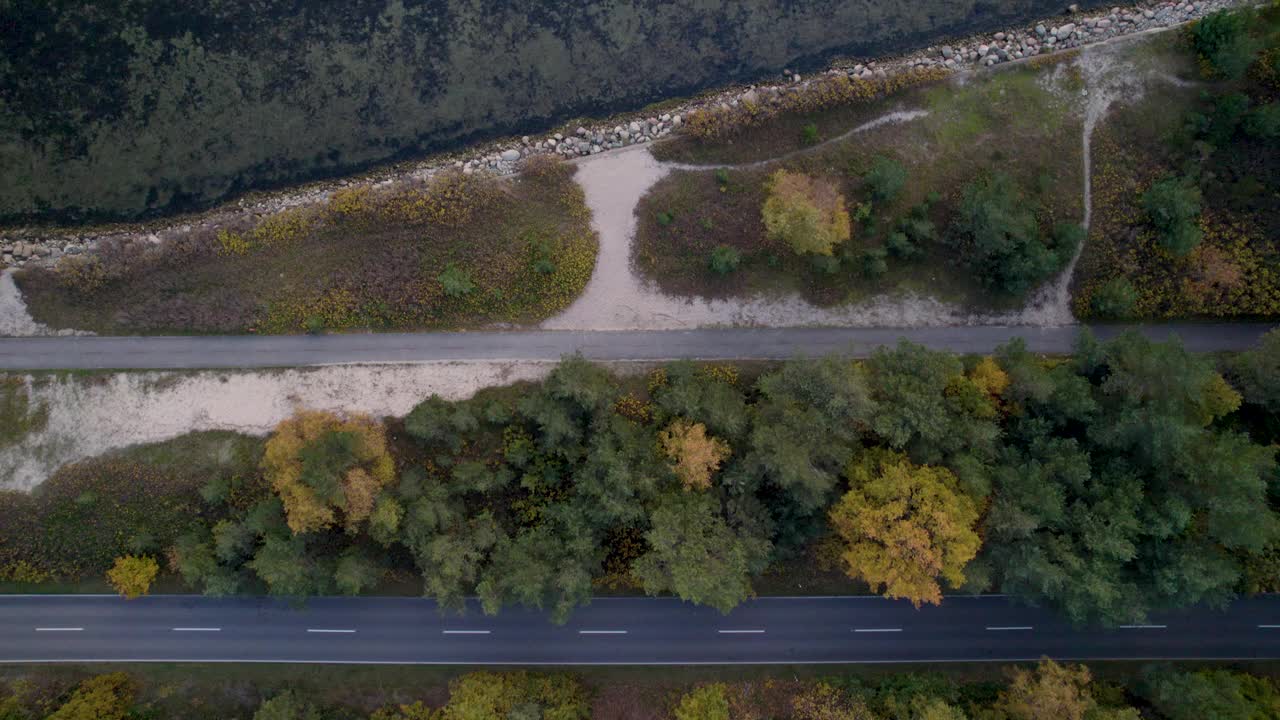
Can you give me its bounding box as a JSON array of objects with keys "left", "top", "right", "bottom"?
[
  {"left": 0, "top": 324, "right": 1273, "bottom": 369},
  {"left": 4, "top": 595, "right": 1280, "bottom": 665}
]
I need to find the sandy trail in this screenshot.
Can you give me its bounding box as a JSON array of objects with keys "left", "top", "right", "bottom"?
[{"left": 545, "top": 112, "right": 987, "bottom": 331}]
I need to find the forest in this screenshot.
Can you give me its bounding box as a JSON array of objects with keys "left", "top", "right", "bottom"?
[{"left": 2, "top": 330, "right": 1277, "bottom": 627}]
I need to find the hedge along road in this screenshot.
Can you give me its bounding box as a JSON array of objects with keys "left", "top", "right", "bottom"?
[
  {"left": 5, "top": 594, "right": 1280, "bottom": 665},
  {"left": 0, "top": 325, "right": 1274, "bottom": 370}
]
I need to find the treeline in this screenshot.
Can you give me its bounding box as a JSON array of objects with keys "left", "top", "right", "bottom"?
[
  {"left": 3, "top": 330, "right": 1279, "bottom": 625},
  {"left": 6, "top": 660, "right": 1280, "bottom": 719}
]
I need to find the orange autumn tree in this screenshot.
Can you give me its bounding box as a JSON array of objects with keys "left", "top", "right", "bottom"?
[
  {"left": 659, "top": 420, "right": 731, "bottom": 491},
  {"left": 262, "top": 410, "right": 395, "bottom": 535},
  {"left": 829, "top": 451, "right": 980, "bottom": 607}
]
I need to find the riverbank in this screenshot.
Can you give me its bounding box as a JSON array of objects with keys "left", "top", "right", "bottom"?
[{"left": 0, "top": 0, "right": 1240, "bottom": 268}]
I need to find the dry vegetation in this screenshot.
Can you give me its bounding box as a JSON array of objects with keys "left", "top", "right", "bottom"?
[
  {"left": 15, "top": 159, "right": 597, "bottom": 334},
  {"left": 1073, "top": 11, "right": 1280, "bottom": 320}
]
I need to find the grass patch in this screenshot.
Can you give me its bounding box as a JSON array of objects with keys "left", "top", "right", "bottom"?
[
  {"left": 0, "top": 377, "right": 48, "bottom": 448},
  {"left": 635, "top": 62, "right": 1083, "bottom": 309},
  {"left": 1072, "top": 14, "right": 1280, "bottom": 320},
  {"left": 0, "top": 431, "right": 262, "bottom": 582},
  {"left": 14, "top": 161, "right": 597, "bottom": 334}
]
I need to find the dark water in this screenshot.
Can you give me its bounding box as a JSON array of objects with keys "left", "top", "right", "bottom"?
[{"left": 0, "top": 0, "right": 1101, "bottom": 224}]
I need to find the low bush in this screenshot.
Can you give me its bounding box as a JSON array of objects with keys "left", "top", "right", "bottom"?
[
  {"left": 708, "top": 245, "right": 741, "bottom": 275},
  {"left": 1143, "top": 177, "right": 1203, "bottom": 256}
]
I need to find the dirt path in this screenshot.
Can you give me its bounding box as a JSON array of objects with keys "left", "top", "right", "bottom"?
[{"left": 661, "top": 110, "right": 931, "bottom": 172}]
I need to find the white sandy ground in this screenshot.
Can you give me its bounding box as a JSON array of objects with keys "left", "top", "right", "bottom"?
[
  {"left": 0, "top": 271, "right": 64, "bottom": 337},
  {"left": 0, "top": 363, "right": 558, "bottom": 491}
]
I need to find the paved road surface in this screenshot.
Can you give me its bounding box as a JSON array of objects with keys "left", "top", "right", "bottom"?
[
  {"left": 4, "top": 595, "right": 1280, "bottom": 664},
  {"left": 0, "top": 324, "right": 1273, "bottom": 369}
]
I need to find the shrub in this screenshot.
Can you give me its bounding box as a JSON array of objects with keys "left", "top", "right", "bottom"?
[
  {"left": 708, "top": 245, "right": 741, "bottom": 275},
  {"left": 1090, "top": 277, "right": 1138, "bottom": 319},
  {"left": 674, "top": 684, "right": 731, "bottom": 720},
  {"left": 303, "top": 316, "right": 325, "bottom": 335},
  {"left": 253, "top": 690, "right": 321, "bottom": 720},
  {"left": 106, "top": 555, "right": 159, "bottom": 599},
  {"left": 46, "top": 673, "right": 136, "bottom": 720},
  {"left": 800, "top": 122, "right": 820, "bottom": 145},
  {"left": 656, "top": 211, "right": 675, "bottom": 226},
  {"left": 761, "top": 170, "right": 851, "bottom": 256},
  {"left": 216, "top": 229, "right": 251, "bottom": 256},
  {"left": 53, "top": 255, "right": 109, "bottom": 295},
  {"left": 861, "top": 246, "right": 889, "bottom": 277},
  {"left": 437, "top": 264, "right": 475, "bottom": 297},
  {"left": 886, "top": 231, "right": 918, "bottom": 260},
  {"left": 950, "top": 173, "right": 1066, "bottom": 295},
  {"left": 1143, "top": 177, "right": 1202, "bottom": 256},
  {"left": 865, "top": 155, "right": 907, "bottom": 202},
  {"left": 714, "top": 168, "right": 730, "bottom": 186}
]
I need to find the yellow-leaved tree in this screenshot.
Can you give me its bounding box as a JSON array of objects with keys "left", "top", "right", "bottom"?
[
  {"left": 659, "top": 420, "right": 731, "bottom": 491},
  {"left": 761, "top": 170, "right": 851, "bottom": 256},
  {"left": 829, "top": 451, "right": 980, "bottom": 607},
  {"left": 106, "top": 555, "right": 159, "bottom": 600},
  {"left": 262, "top": 410, "right": 395, "bottom": 535}
]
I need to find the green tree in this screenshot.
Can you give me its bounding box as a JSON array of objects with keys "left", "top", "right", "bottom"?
[
  {"left": 745, "top": 357, "right": 875, "bottom": 514},
  {"left": 248, "top": 534, "right": 330, "bottom": 597},
  {"left": 1143, "top": 177, "right": 1202, "bottom": 256},
  {"left": 674, "top": 684, "right": 731, "bottom": 720},
  {"left": 1230, "top": 328, "right": 1280, "bottom": 413},
  {"left": 633, "top": 492, "right": 770, "bottom": 613},
  {"left": 476, "top": 507, "right": 598, "bottom": 623},
  {"left": 409, "top": 514, "right": 501, "bottom": 612},
  {"left": 652, "top": 361, "right": 750, "bottom": 440},
  {"left": 950, "top": 173, "right": 1068, "bottom": 295},
  {"left": 866, "top": 341, "right": 1000, "bottom": 466},
  {"left": 404, "top": 396, "right": 479, "bottom": 453},
  {"left": 1190, "top": 9, "right": 1261, "bottom": 79},
  {"left": 1140, "top": 668, "right": 1280, "bottom": 720},
  {"left": 333, "top": 546, "right": 383, "bottom": 595},
  {"left": 865, "top": 156, "right": 907, "bottom": 202}
]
